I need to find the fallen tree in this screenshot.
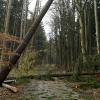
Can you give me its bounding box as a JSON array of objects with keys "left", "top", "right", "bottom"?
[
  {"left": 14, "top": 72, "right": 100, "bottom": 80},
  {"left": 0, "top": 0, "right": 54, "bottom": 84}
]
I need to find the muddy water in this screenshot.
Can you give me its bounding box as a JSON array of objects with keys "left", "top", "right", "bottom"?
[{"left": 20, "top": 80, "right": 82, "bottom": 100}]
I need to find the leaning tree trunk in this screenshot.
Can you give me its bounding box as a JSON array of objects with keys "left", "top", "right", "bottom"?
[{"left": 0, "top": 0, "right": 54, "bottom": 84}]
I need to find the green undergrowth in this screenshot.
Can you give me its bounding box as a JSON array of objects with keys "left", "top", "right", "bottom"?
[
  {"left": 77, "top": 56, "right": 100, "bottom": 90},
  {"left": 79, "top": 76, "right": 100, "bottom": 90},
  {"left": 80, "top": 81, "right": 100, "bottom": 90},
  {"left": 8, "top": 64, "right": 56, "bottom": 85},
  {"left": 70, "top": 76, "right": 100, "bottom": 90},
  {"left": 78, "top": 54, "right": 100, "bottom": 72},
  {"left": 15, "top": 77, "right": 31, "bottom": 85}
]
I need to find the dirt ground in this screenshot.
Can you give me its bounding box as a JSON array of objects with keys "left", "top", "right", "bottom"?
[
  {"left": 20, "top": 80, "right": 81, "bottom": 100},
  {"left": 0, "top": 79, "right": 100, "bottom": 100}
]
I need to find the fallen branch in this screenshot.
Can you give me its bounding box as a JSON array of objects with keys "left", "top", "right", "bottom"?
[
  {"left": 2, "top": 83, "right": 18, "bottom": 93},
  {"left": 4, "top": 80, "right": 16, "bottom": 84},
  {"left": 18, "top": 72, "right": 100, "bottom": 79}
]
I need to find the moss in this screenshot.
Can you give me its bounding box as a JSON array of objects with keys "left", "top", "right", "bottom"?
[
  {"left": 80, "top": 80, "right": 100, "bottom": 90},
  {"left": 16, "top": 77, "right": 30, "bottom": 85}
]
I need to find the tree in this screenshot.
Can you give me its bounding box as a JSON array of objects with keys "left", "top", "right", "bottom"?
[
  {"left": 50, "top": 0, "right": 78, "bottom": 72},
  {"left": 1, "top": 0, "right": 13, "bottom": 60},
  {"left": 75, "top": 0, "right": 88, "bottom": 62},
  {"left": 0, "top": 0, "right": 6, "bottom": 32},
  {"left": 4, "top": 0, "right": 13, "bottom": 34},
  {"left": 20, "top": 0, "right": 29, "bottom": 40},
  {"left": 33, "top": 24, "right": 47, "bottom": 64},
  {"left": 0, "top": 0, "right": 54, "bottom": 84},
  {"left": 94, "top": 0, "right": 100, "bottom": 54},
  {"left": 32, "top": 0, "right": 47, "bottom": 64}
]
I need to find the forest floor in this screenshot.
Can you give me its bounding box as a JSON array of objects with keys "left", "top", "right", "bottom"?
[
  {"left": 0, "top": 78, "right": 100, "bottom": 100},
  {"left": 0, "top": 65, "right": 100, "bottom": 100},
  {"left": 20, "top": 80, "right": 80, "bottom": 100}
]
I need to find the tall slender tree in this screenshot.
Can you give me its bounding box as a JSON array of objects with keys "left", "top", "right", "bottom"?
[
  {"left": 75, "top": 0, "right": 88, "bottom": 62},
  {"left": 94, "top": 0, "right": 100, "bottom": 54},
  {"left": 4, "top": 0, "right": 13, "bottom": 34}
]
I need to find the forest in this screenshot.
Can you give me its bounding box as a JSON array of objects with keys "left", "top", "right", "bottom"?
[{"left": 0, "top": 0, "right": 100, "bottom": 100}]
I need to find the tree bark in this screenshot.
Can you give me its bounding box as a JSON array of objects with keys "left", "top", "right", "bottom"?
[
  {"left": 2, "top": 83, "right": 18, "bottom": 93},
  {"left": 1, "top": 0, "right": 13, "bottom": 60},
  {"left": 75, "top": 0, "right": 87, "bottom": 62},
  {"left": 79, "top": 12, "right": 87, "bottom": 62},
  {"left": 94, "top": 0, "right": 100, "bottom": 54},
  {"left": 0, "top": 0, "right": 54, "bottom": 84},
  {"left": 4, "top": 0, "right": 13, "bottom": 33}
]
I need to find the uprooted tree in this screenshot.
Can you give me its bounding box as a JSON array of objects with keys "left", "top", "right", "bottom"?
[{"left": 0, "top": 0, "right": 54, "bottom": 84}]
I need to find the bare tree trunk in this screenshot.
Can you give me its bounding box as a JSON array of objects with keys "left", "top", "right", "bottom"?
[
  {"left": 94, "top": 0, "right": 100, "bottom": 54},
  {"left": 20, "top": 0, "right": 24, "bottom": 40},
  {"left": 1, "top": 0, "right": 13, "bottom": 60},
  {"left": 84, "top": 9, "right": 88, "bottom": 52},
  {"left": 20, "top": 0, "right": 28, "bottom": 40},
  {"left": 23, "top": 0, "right": 28, "bottom": 36},
  {"left": 75, "top": 0, "right": 87, "bottom": 62},
  {"left": 4, "top": 0, "right": 13, "bottom": 33},
  {"left": 0, "top": 0, "right": 54, "bottom": 84},
  {"left": 79, "top": 12, "right": 87, "bottom": 62}
]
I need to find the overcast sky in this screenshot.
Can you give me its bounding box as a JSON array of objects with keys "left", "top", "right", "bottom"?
[{"left": 29, "top": 0, "right": 52, "bottom": 40}]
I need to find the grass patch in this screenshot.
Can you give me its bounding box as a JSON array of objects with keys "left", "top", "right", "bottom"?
[
  {"left": 80, "top": 81, "right": 100, "bottom": 90},
  {"left": 41, "top": 95, "right": 57, "bottom": 100},
  {"left": 15, "top": 77, "right": 30, "bottom": 85}
]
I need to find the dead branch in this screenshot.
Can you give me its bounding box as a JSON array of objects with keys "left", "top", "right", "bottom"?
[{"left": 2, "top": 83, "right": 18, "bottom": 93}]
